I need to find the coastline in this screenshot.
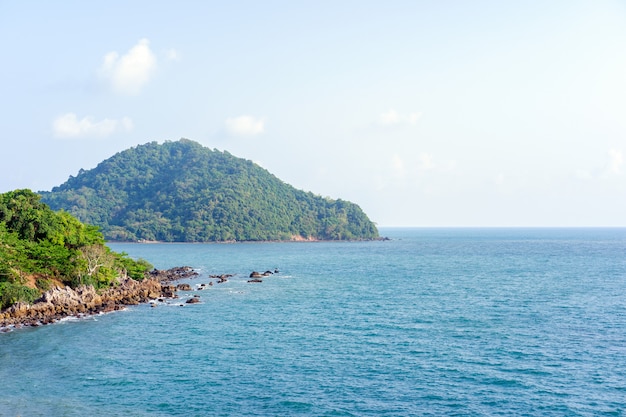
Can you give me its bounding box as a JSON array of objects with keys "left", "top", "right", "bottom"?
[
  {"left": 108, "top": 235, "right": 390, "bottom": 244},
  {"left": 0, "top": 267, "right": 198, "bottom": 332}
]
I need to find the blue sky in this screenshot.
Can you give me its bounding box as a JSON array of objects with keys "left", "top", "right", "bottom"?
[{"left": 1, "top": 1, "right": 625, "bottom": 226}]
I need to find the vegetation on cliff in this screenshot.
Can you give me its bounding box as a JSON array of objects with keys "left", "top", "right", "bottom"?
[
  {"left": 0, "top": 189, "right": 152, "bottom": 310},
  {"left": 39, "top": 139, "right": 379, "bottom": 242}
]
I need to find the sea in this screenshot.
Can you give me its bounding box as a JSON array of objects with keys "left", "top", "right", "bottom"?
[{"left": 1, "top": 228, "right": 625, "bottom": 416}]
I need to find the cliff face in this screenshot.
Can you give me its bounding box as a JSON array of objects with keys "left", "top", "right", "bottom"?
[{"left": 0, "top": 278, "right": 164, "bottom": 328}]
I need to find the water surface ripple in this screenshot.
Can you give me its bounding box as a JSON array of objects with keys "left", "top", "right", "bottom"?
[{"left": 1, "top": 228, "right": 625, "bottom": 416}]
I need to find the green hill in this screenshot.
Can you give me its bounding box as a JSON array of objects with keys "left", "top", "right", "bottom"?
[{"left": 39, "top": 139, "right": 379, "bottom": 242}]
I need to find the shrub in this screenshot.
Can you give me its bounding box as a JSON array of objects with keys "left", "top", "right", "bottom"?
[{"left": 0, "top": 282, "right": 39, "bottom": 310}]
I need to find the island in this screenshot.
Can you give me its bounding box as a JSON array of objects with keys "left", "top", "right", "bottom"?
[{"left": 39, "top": 138, "right": 379, "bottom": 242}]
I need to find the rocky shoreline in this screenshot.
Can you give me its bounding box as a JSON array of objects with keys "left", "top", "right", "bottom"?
[{"left": 0, "top": 267, "right": 198, "bottom": 331}]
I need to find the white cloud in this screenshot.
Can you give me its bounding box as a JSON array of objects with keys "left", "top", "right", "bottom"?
[
  {"left": 575, "top": 169, "right": 593, "bottom": 180},
  {"left": 99, "top": 38, "right": 156, "bottom": 95},
  {"left": 608, "top": 149, "right": 623, "bottom": 175},
  {"left": 380, "top": 109, "right": 401, "bottom": 125},
  {"left": 225, "top": 115, "right": 265, "bottom": 136},
  {"left": 383, "top": 152, "right": 456, "bottom": 190},
  {"left": 166, "top": 48, "right": 180, "bottom": 61},
  {"left": 53, "top": 113, "right": 133, "bottom": 138},
  {"left": 379, "top": 109, "right": 422, "bottom": 126},
  {"left": 418, "top": 152, "right": 435, "bottom": 171},
  {"left": 391, "top": 154, "right": 406, "bottom": 178},
  {"left": 574, "top": 149, "right": 623, "bottom": 180},
  {"left": 416, "top": 152, "right": 456, "bottom": 173}
]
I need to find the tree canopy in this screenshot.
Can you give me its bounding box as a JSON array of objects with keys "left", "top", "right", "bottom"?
[
  {"left": 0, "top": 189, "right": 152, "bottom": 309},
  {"left": 40, "top": 139, "right": 379, "bottom": 242}
]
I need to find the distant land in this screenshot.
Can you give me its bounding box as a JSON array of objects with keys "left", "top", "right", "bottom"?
[{"left": 40, "top": 139, "right": 379, "bottom": 242}]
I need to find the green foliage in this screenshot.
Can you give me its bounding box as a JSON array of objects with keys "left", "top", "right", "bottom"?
[
  {"left": 0, "top": 190, "right": 153, "bottom": 310},
  {"left": 40, "top": 139, "right": 379, "bottom": 242},
  {"left": 72, "top": 245, "right": 153, "bottom": 287},
  {"left": 36, "top": 277, "right": 52, "bottom": 292},
  {"left": 0, "top": 282, "right": 39, "bottom": 310},
  {"left": 115, "top": 254, "right": 153, "bottom": 280},
  {"left": 0, "top": 189, "right": 53, "bottom": 241}
]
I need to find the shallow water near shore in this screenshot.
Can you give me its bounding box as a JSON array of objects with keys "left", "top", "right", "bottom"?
[{"left": 1, "top": 228, "right": 626, "bottom": 416}]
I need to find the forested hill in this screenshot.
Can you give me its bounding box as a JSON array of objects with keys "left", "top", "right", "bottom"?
[{"left": 39, "top": 139, "right": 379, "bottom": 242}]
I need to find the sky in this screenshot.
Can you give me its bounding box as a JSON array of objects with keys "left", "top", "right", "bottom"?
[{"left": 1, "top": 1, "right": 626, "bottom": 227}]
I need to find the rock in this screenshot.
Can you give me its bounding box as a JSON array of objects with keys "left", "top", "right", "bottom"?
[
  {"left": 176, "top": 283, "right": 192, "bottom": 291},
  {"left": 149, "top": 266, "right": 199, "bottom": 283},
  {"left": 247, "top": 279, "right": 263, "bottom": 283},
  {"left": 210, "top": 273, "right": 233, "bottom": 279},
  {"left": 1, "top": 277, "right": 174, "bottom": 329},
  {"left": 0, "top": 266, "right": 205, "bottom": 330},
  {"left": 161, "top": 285, "right": 177, "bottom": 298},
  {"left": 250, "top": 270, "right": 274, "bottom": 278}
]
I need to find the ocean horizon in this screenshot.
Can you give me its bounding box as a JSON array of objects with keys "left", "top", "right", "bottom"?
[{"left": 1, "top": 227, "right": 625, "bottom": 416}]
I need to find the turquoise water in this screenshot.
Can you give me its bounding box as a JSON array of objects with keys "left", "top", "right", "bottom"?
[{"left": 1, "top": 228, "right": 626, "bottom": 416}]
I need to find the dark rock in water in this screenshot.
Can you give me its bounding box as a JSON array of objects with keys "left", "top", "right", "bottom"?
[
  {"left": 251, "top": 270, "right": 275, "bottom": 278},
  {"left": 211, "top": 273, "right": 233, "bottom": 278},
  {"left": 161, "top": 285, "right": 177, "bottom": 298},
  {"left": 176, "top": 283, "right": 192, "bottom": 291},
  {"left": 186, "top": 297, "right": 201, "bottom": 304},
  {"left": 247, "top": 279, "right": 263, "bottom": 283},
  {"left": 210, "top": 273, "right": 234, "bottom": 283},
  {"left": 149, "top": 266, "right": 199, "bottom": 283}
]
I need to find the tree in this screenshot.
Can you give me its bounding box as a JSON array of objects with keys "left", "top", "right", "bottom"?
[
  {"left": 0, "top": 189, "right": 153, "bottom": 309},
  {"left": 40, "top": 139, "right": 380, "bottom": 242}
]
